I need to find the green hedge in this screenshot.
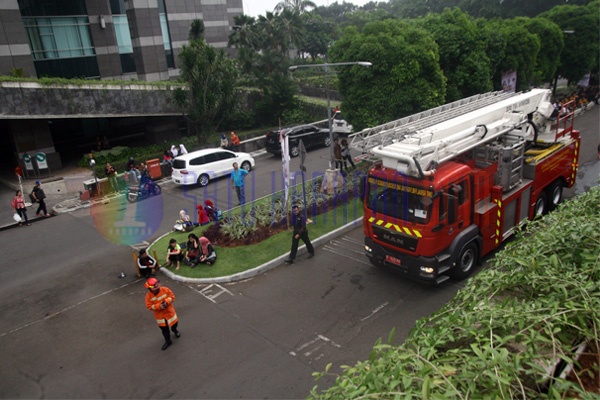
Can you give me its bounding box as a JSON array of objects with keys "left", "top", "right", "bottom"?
[{"left": 310, "top": 185, "right": 600, "bottom": 399}]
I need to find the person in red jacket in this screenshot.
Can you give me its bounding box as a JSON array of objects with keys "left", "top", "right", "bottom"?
[{"left": 145, "top": 278, "right": 180, "bottom": 350}]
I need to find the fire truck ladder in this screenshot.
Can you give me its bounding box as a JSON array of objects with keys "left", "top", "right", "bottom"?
[
  {"left": 349, "top": 91, "right": 519, "bottom": 154},
  {"left": 365, "top": 89, "right": 554, "bottom": 180}
]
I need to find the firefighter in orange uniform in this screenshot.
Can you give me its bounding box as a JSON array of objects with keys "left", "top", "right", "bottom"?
[{"left": 144, "top": 278, "right": 180, "bottom": 350}]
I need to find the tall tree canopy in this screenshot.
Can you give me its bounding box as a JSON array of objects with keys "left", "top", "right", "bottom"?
[
  {"left": 539, "top": 1, "right": 600, "bottom": 84},
  {"left": 517, "top": 17, "right": 564, "bottom": 85},
  {"left": 330, "top": 20, "right": 446, "bottom": 130},
  {"left": 390, "top": 0, "right": 596, "bottom": 19},
  {"left": 419, "top": 8, "right": 492, "bottom": 102},
  {"left": 487, "top": 18, "right": 541, "bottom": 91},
  {"left": 174, "top": 20, "right": 238, "bottom": 144}
]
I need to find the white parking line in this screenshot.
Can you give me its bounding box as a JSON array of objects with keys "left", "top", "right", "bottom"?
[
  {"left": 130, "top": 241, "right": 150, "bottom": 251},
  {"left": 289, "top": 334, "right": 341, "bottom": 357},
  {"left": 188, "top": 283, "right": 234, "bottom": 303},
  {"left": 360, "top": 302, "right": 389, "bottom": 321},
  {"left": 323, "top": 244, "right": 371, "bottom": 265}
]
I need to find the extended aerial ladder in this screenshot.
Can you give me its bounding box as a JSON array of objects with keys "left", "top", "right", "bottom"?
[{"left": 350, "top": 89, "right": 574, "bottom": 188}]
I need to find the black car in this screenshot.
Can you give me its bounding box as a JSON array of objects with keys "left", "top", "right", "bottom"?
[{"left": 265, "top": 125, "right": 331, "bottom": 157}]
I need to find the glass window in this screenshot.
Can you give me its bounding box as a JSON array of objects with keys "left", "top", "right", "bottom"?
[
  {"left": 18, "top": 0, "right": 87, "bottom": 17},
  {"left": 23, "top": 17, "right": 94, "bottom": 60},
  {"left": 110, "top": 0, "right": 126, "bottom": 14},
  {"left": 367, "top": 182, "right": 432, "bottom": 224},
  {"left": 216, "top": 151, "right": 236, "bottom": 161},
  {"left": 113, "top": 15, "right": 133, "bottom": 54},
  {"left": 190, "top": 157, "right": 206, "bottom": 166},
  {"left": 158, "top": 0, "right": 174, "bottom": 68},
  {"left": 203, "top": 153, "right": 218, "bottom": 164}
]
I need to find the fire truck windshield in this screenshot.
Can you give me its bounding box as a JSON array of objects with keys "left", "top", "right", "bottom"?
[{"left": 367, "top": 180, "right": 432, "bottom": 224}]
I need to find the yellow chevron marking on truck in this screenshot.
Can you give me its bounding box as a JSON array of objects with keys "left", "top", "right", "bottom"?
[{"left": 369, "top": 217, "right": 422, "bottom": 237}]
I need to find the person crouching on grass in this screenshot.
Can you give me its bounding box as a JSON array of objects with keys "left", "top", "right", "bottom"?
[{"left": 165, "top": 239, "right": 183, "bottom": 271}]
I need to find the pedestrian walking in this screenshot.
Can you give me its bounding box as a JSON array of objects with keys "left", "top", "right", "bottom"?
[
  {"left": 230, "top": 162, "right": 248, "bottom": 205},
  {"left": 341, "top": 139, "right": 355, "bottom": 170},
  {"left": 31, "top": 180, "right": 50, "bottom": 217},
  {"left": 144, "top": 278, "right": 180, "bottom": 351},
  {"left": 11, "top": 190, "right": 30, "bottom": 226},
  {"left": 284, "top": 204, "right": 314, "bottom": 264},
  {"left": 104, "top": 162, "right": 118, "bottom": 192},
  {"left": 333, "top": 138, "right": 343, "bottom": 171}
]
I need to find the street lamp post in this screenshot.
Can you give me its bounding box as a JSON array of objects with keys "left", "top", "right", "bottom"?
[{"left": 289, "top": 61, "right": 372, "bottom": 169}]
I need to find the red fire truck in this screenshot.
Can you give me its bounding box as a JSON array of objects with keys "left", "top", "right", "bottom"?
[{"left": 350, "top": 89, "right": 580, "bottom": 284}]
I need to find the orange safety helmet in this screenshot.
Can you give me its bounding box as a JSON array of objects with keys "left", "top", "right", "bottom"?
[{"left": 145, "top": 277, "right": 159, "bottom": 289}]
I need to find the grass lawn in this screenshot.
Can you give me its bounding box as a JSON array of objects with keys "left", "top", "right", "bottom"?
[{"left": 148, "top": 197, "right": 364, "bottom": 278}]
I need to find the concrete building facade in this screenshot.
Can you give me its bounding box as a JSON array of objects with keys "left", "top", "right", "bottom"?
[
  {"left": 0, "top": 0, "right": 242, "bottom": 173},
  {"left": 0, "top": 0, "right": 242, "bottom": 81}
]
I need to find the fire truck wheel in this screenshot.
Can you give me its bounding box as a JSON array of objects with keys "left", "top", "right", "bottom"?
[
  {"left": 534, "top": 192, "right": 547, "bottom": 218},
  {"left": 547, "top": 181, "right": 563, "bottom": 211},
  {"left": 449, "top": 242, "right": 478, "bottom": 280}
]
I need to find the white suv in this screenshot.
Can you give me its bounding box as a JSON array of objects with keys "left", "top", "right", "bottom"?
[{"left": 171, "top": 148, "right": 255, "bottom": 186}]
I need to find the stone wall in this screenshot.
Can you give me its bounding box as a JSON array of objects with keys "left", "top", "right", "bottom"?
[{"left": 0, "top": 82, "right": 180, "bottom": 118}]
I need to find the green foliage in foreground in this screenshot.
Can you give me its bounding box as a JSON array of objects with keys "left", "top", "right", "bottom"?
[{"left": 309, "top": 186, "right": 600, "bottom": 399}]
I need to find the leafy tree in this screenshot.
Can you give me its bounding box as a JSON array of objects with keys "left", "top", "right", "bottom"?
[
  {"left": 298, "top": 14, "right": 335, "bottom": 61},
  {"left": 482, "top": 19, "right": 540, "bottom": 91},
  {"left": 392, "top": 0, "right": 597, "bottom": 19},
  {"left": 228, "top": 15, "right": 259, "bottom": 76},
  {"left": 340, "top": 8, "right": 394, "bottom": 31},
  {"left": 228, "top": 12, "right": 301, "bottom": 124},
  {"left": 540, "top": 1, "right": 600, "bottom": 85},
  {"left": 274, "top": 0, "right": 316, "bottom": 14},
  {"left": 189, "top": 19, "right": 205, "bottom": 40},
  {"left": 174, "top": 20, "right": 238, "bottom": 144},
  {"left": 313, "top": 1, "right": 358, "bottom": 25},
  {"left": 330, "top": 20, "right": 446, "bottom": 130},
  {"left": 517, "top": 17, "right": 564, "bottom": 85},
  {"left": 419, "top": 8, "right": 492, "bottom": 102}
]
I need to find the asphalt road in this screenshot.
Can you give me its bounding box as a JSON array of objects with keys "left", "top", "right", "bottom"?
[{"left": 1, "top": 106, "right": 597, "bottom": 399}]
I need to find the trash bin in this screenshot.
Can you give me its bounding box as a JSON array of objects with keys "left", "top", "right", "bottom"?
[
  {"left": 83, "top": 178, "right": 98, "bottom": 196},
  {"left": 146, "top": 158, "right": 162, "bottom": 180},
  {"left": 160, "top": 161, "right": 172, "bottom": 178}
]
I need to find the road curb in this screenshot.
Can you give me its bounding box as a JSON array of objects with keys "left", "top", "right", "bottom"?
[{"left": 158, "top": 217, "right": 364, "bottom": 284}]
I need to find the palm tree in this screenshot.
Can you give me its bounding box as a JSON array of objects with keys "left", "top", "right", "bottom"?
[
  {"left": 275, "top": 9, "right": 305, "bottom": 56},
  {"left": 274, "top": 0, "right": 317, "bottom": 15},
  {"left": 228, "top": 15, "right": 259, "bottom": 75}
]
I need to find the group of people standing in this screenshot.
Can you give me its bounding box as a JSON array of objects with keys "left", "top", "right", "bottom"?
[
  {"left": 11, "top": 180, "right": 51, "bottom": 226},
  {"left": 333, "top": 137, "right": 355, "bottom": 172}
]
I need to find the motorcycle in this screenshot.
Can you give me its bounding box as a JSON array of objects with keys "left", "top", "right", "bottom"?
[{"left": 127, "top": 178, "right": 161, "bottom": 203}]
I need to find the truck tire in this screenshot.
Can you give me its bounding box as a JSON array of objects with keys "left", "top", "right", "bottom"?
[
  {"left": 534, "top": 191, "right": 547, "bottom": 218},
  {"left": 449, "top": 241, "right": 478, "bottom": 280},
  {"left": 546, "top": 181, "right": 563, "bottom": 211}
]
